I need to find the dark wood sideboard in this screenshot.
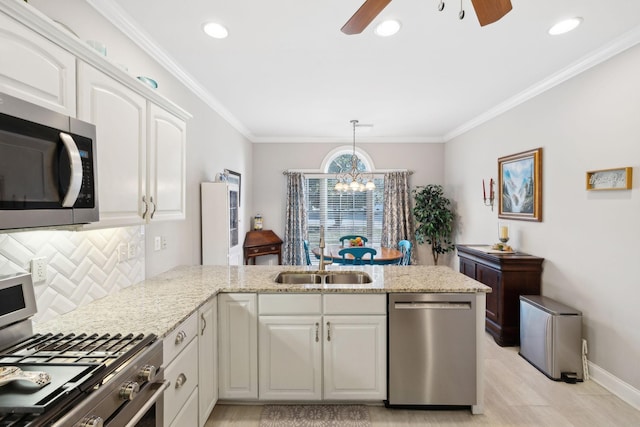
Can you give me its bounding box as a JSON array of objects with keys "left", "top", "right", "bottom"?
[
  {"left": 243, "top": 230, "right": 283, "bottom": 265},
  {"left": 457, "top": 245, "right": 544, "bottom": 346}
]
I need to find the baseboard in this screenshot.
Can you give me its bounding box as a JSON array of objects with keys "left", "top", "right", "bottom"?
[{"left": 588, "top": 361, "right": 640, "bottom": 411}]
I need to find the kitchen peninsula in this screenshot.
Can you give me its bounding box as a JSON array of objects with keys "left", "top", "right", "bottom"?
[{"left": 34, "top": 265, "right": 490, "bottom": 423}]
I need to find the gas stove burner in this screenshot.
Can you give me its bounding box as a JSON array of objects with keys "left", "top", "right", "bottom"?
[
  {"left": 0, "top": 366, "right": 51, "bottom": 387},
  {"left": 0, "top": 332, "right": 161, "bottom": 427}
]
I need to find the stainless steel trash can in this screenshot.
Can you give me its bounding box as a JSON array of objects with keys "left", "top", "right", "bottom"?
[{"left": 519, "top": 295, "right": 583, "bottom": 382}]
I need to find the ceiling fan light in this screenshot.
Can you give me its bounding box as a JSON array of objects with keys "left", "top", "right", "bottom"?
[
  {"left": 203, "top": 22, "right": 229, "bottom": 39},
  {"left": 374, "top": 19, "right": 401, "bottom": 37},
  {"left": 548, "top": 17, "right": 582, "bottom": 35}
]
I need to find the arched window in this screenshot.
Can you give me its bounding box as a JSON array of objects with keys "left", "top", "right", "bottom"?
[{"left": 304, "top": 147, "right": 384, "bottom": 256}]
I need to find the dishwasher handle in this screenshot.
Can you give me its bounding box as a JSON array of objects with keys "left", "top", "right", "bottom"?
[{"left": 394, "top": 301, "right": 471, "bottom": 310}]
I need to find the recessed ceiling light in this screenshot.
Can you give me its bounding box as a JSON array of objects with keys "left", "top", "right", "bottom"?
[
  {"left": 203, "top": 22, "right": 229, "bottom": 39},
  {"left": 548, "top": 17, "right": 583, "bottom": 35},
  {"left": 374, "top": 19, "right": 401, "bottom": 37}
]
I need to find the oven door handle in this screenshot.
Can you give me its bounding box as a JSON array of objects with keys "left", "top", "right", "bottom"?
[{"left": 124, "top": 379, "right": 170, "bottom": 427}]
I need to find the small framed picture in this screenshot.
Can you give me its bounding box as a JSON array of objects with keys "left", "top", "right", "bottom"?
[{"left": 498, "top": 148, "right": 542, "bottom": 222}]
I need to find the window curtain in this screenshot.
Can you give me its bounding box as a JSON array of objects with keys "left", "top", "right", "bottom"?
[
  {"left": 382, "top": 171, "right": 415, "bottom": 263},
  {"left": 283, "top": 172, "right": 308, "bottom": 265}
]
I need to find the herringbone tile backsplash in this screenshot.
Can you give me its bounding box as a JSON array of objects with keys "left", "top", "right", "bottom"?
[{"left": 0, "top": 226, "right": 145, "bottom": 324}]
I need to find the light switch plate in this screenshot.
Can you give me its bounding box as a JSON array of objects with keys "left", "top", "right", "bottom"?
[{"left": 154, "top": 236, "right": 161, "bottom": 251}]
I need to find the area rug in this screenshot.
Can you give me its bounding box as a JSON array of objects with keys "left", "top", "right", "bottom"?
[{"left": 259, "top": 404, "right": 371, "bottom": 427}]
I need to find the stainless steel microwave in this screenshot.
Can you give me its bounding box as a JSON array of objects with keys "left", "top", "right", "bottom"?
[{"left": 0, "top": 92, "right": 98, "bottom": 230}]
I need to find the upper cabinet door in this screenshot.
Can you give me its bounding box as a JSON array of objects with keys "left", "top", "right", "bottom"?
[
  {"left": 0, "top": 12, "right": 76, "bottom": 116},
  {"left": 77, "top": 61, "right": 147, "bottom": 227},
  {"left": 147, "top": 103, "right": 186, "bottom": 222}
]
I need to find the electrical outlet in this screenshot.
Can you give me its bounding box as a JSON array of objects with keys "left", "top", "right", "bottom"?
[
  {"left": 118, "top": 244, "right": 128, "bottom": 263},
  {"left": 127, "top": 243, "right": 136, "bottom": 259},
  {"left": 154, "top": 236, "right": 161, "bottom": 251},
  {"left": 161, "top": 236, "right": 167, "bottom": 250},
  {"left": 30, "top": 257, "right": 47, "bottom": 282}
]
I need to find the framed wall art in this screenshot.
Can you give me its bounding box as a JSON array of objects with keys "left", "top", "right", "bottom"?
[
  {"left": 586, "top": 167, "right": 632, "bottom": 190},
  {"left": 498, "top": 147, "right": 542, "bottom": 222}
]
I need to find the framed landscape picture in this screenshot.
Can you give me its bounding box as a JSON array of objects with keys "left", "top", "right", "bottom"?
[{"left": 498, "top": 148, "right": 542, "bottom": 222}]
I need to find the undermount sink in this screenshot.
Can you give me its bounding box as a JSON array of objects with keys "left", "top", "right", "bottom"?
[
  {"left": 274, "top": 271, "right": 372, "bottom": 285},
  {"left": 324, "top": 272, "right": 372, "bottom": 284}
]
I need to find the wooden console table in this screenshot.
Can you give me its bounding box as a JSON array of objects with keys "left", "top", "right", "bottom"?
[
  {"left": 243, "top": 230, "right": 283, "bottom": 265},
  {"left": 457, "top": 245, "right": 544, "bottom": 346}
]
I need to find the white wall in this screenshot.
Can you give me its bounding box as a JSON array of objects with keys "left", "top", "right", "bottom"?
[
  {"left": 252, "top": 142, "right": 445, "bottom": 264},
  {"left": 445, "top": 44, "right": 640, "bottom": 393}
]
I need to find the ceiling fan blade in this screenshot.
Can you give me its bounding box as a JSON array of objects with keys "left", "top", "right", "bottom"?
[
  {"left": 471, "top": 0, "right": 512, "bottom": 26},
  {"left": 341, "top": 0, "right": 392, "bottom": 35}
]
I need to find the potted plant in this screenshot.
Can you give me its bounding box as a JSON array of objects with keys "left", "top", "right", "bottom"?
[{"left": 412, "top": 184, "right": 455, "bottom": 265}]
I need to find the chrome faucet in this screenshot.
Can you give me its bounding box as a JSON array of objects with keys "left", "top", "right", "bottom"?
[{"left": 319, "top": 225, "right": 332, "bottom": 271}]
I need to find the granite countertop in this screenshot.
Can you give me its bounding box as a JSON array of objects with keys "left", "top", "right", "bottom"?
[{"left": 34, "top": 264, "right": 489, "bottom": 339}]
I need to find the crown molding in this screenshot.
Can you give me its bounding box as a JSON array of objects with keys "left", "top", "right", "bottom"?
[
  {"left": 87, "top": 0, "right": 251, "bottom": 139},
  {"left": 444, "top": 24, "right": 640, "bottom": 142}
]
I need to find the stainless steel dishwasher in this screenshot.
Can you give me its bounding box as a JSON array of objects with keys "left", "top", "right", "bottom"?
[{"left": 387, "top": 293, "right": 477, "bottom": 407}]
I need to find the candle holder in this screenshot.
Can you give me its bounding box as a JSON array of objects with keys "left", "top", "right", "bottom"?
[
  {"left": 498, "top": 223, "right": 510, "bottom": 244},
  {"left": 483, "top": 178, "right": 495, "bottom": 211}
]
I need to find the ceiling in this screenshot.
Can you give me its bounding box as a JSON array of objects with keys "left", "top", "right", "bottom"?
[{"left": 92, "top": 0, "right": 640, "bottom": 143}]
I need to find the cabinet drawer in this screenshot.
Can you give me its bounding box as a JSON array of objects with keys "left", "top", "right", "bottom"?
[
  {"left": 164, "top": 338, "right": 198, "bottom": 426},
  {"left": 259, "top": 294, "right": 322, "bottom": 315},
  {"left": 164, "top": 312, "right": 198, "bottom": 365},
  {"left": 247, "top": 244, "right": 280, "bottom": 255},
  {"left": 323, "top": 294, "right": 386, "bottom": 315},
  {"left": 169, "top": 386, "right": 199, "bottom": 427}
]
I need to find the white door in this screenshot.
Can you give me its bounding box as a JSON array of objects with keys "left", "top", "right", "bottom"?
[
  {"left": 259, "top": 316, "right": 322, "bottom": 400},
  {"left": 218, "top": 294, "right": 258, "bottom": 399},
  {"left": 323, "top": 315, "right": 387, "bottom": 400},
  {"left": 198, "top": 298, "right": 217, "bottom": 426},
  {"left": 77, "top": 61, "right": 146, "bottom": 227},
  {"left": 148, "top": 103, "right": 186, "bottom": 222},
  {"left": 0, "top": 13, "right": 76, "bottom": 116}
]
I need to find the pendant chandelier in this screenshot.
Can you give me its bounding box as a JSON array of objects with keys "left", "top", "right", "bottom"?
[{"left": 334, "top": 119, "right": 376, "bottom": 192}]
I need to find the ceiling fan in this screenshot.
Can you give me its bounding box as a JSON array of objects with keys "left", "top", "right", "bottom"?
[{"left": 341, "top": 0, "right": 513, "bottom": 35}]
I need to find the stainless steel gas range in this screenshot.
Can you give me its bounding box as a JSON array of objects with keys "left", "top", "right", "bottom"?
[{"left": 0, "top": 273, "right": 167, "bottom": 427}]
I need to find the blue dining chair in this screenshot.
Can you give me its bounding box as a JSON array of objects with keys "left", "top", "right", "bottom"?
[
  {"left": 338, "top": 247, "right": 377, "bottom": 265},
  {"left": 339, "top": 235, "right": 368, "bottom": 247},
  {"left": 398, "top": 240, "right": 412, "bottom": 265},
  {"left": 303, "top": 240, "right": 312, "bottom": 266}
]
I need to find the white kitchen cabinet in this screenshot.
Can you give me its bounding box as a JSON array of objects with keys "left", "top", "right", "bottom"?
[
  {"left": 0, "top": 11, "right": 76, "bottom": 116},
  {"left": 147, "top": 102, "right": 186, "bottom": 222},
  {"left": 164, "top": 333, "right": 199, "bottom": 426},
  {"left": 170, "top": 387, "right": 199, "bottom": 427},
  {"left": 259, "top": 316, "right": 323, "bottom": 400},
  {"left": 201, "top": 182, "right": 242, "bottom": 265},
  {"left": 323, "top": 315, "right": 386, "bottom": 400},
  {"left": 218, "top": 293, "right": 258, "bottom": 399},
  {"left": 198, "top": 297, "right": 217, "bottom": 426},
  {"left": 77, "top": 62, "right": 186, "bottom": 228},
  {"left": 77, "top": 61, "right": 147, "bottom": 227},
  {"left": 256, "top": 293, "right": 386, "bottom": 401}
]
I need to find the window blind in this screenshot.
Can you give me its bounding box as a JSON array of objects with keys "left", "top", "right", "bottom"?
[{"left": 304, "top": 174, "right": 384, "bottom": 249}]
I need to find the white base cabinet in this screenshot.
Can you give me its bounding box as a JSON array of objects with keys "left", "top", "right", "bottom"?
[
  {"left": 323, "top": 315, "right": 387, "bottom": 400},
  {"left": 170, "top": 387, "right": 199, "bottom": 427},
  {"left": 218, "top": 293, "right": 258, "bottom": 399},
  {"left": 198, "top": 297, "right": 218, "bottom": 426},
  {"left": 255, "top": 293, "right": 387, "bottom": 401}
]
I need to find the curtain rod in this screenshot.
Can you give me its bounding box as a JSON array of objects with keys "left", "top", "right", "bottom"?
[{"left": 283, "top": 169, "right": 413, "bottom": 175}]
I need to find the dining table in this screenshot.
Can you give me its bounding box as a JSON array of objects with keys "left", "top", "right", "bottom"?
[{"left": 311, "top": 244, "right": 403, "bottom": 265}]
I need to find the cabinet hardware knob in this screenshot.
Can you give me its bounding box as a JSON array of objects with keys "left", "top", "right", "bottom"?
[
  {"left": 174, "top": 330, "right": 187, "bottom": 345},
  {"left": 175, "top": 373, "right": 187, "bottom": 389}
]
